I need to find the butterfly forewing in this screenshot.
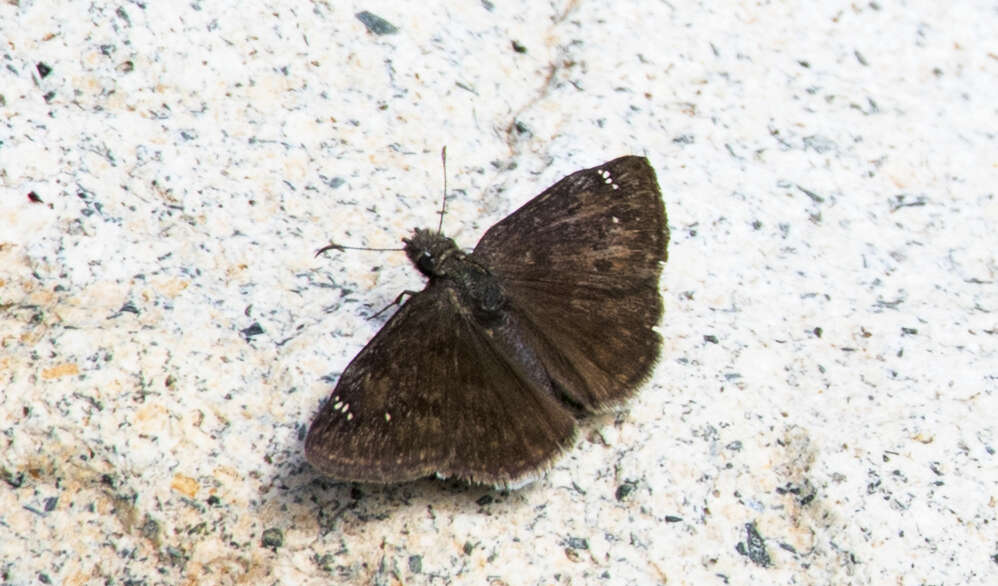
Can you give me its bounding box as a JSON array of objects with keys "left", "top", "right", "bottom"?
[
  {"left": 304, "top": 279, "right": 577, "bottom": 485},
  {"left": 471, "top": 156, "right": 668, "bottom": 411}
]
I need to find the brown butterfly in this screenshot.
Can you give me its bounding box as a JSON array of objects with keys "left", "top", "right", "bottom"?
[{"left": 305, "top": 155, "right": 669, "bottom": 487}]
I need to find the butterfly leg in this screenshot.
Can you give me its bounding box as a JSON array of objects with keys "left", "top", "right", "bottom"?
[{"left": 368, "top": 290, "right": 420, "bottom": 320}]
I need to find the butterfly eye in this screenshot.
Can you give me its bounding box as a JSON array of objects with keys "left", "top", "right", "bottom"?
[{"left": 416, "top": 251, "right": 436, "bottom": 274}]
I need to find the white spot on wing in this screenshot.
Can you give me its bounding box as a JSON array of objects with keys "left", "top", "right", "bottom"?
[{"left": 598, "top": 168, "right": 619, "bottom": 189}]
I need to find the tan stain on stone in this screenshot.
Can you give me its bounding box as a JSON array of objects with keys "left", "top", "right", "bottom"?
[
  {"left": 171, "top": 473, "right": 199, "bottom": 498},
  {"left": 41, "top": 362, "right": 79, "bottom": 379}
]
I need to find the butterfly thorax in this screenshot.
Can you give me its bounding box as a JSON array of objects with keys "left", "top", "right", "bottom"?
[{"left": 404, "top": 227, "right": 506, "bottom": 318}]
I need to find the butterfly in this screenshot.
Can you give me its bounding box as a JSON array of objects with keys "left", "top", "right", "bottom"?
[{"left": 305, "top": 155, "right": 669, "bottom": 487}]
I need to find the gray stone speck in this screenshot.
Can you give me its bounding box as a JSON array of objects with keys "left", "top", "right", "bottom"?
[{"left": 356, "top": 11, "right": 398, "bottom": 35}]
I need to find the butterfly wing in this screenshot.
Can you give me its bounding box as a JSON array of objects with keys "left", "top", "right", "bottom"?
[
  {"left": 472, "top": 156, "right": 668, "bottom": 412},
  {"left": 304, "top": 281, "right": 577, "bottom": 486}
]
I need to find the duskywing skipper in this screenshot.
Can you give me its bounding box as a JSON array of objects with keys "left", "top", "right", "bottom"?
[{"left": 306, "top": 155, "right": 668, "bottom": 487}]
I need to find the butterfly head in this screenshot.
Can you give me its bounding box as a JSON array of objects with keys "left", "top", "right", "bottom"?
[{"left": 403, "top": 228, "right": 461, "bottom": 278}]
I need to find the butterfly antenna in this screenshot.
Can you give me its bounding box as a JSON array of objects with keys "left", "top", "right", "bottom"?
[
  {"left": 317, "top": 147, "right": 450, "bottom": 257},
  {"left": 315, "top": 242, "right": 403, "bottom": 257},
  {"left": 437, "top": 146, "right": 448, "bottom": 234}
]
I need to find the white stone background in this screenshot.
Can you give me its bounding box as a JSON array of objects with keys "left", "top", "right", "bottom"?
[{"left": 1, "top": 1, "right": 996, "bottom": 584}]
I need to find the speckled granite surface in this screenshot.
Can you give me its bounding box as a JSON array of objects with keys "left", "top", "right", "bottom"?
[{"left": 2, "top": 1, "right": 996, "bottom": 584}]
